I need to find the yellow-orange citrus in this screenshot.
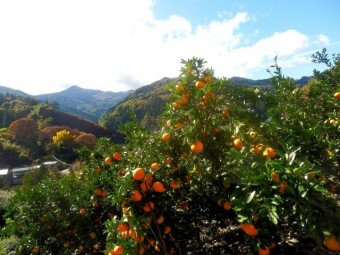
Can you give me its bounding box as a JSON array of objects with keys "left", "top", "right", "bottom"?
[
  {"left": 150, "top": 162, "right": 160, "bottom": 171},
  {"left": 144, "top": 173, "right": 153, "bottom": 185},
  {"left": 258, "top": 246, "right": 270, "bottom": 255},
  {"left": 271, "top": 172, "right": 280, "bottom": 183},
  {"left": 180, "top": 96, "right": 188, "bottom": 104},
  {"left": 134, "top": 235, "right": 145, "bottom": 243},
  {"left": 130, "top": 190, "right": 143, "bottom": 202},
  {"left": 152, "top": 181, "right": 166, "bottom": 192},
  {"left": 233, "top": 138, "right": 244, "bottom": 149},
  {"left": 105, "top": 157, "right": 112, "bottom": 165},
  {"left": 164, "top": 225, "right": 172, "bottom": 234},
  {"left": 222, "top": 108, "right": 229, "bottom": 117},
  {"left": 324, "top": 235, "right": 340, "bottom": 251},
  {"left": 156, "top": 215, "right": 165, "bottom": 224},
  {"left": 94, "top": 188, "right": 103, "bottom": 196},
  {"left": 133, "top": 167, "right": 145, "bottom": 181},
  {"left": 191, "top": 140, "right": 204, "bottom": 153},
  {"left": 175, "top": 122, "right": 184, "bottom": 129},
  {"left": 89, "top": 232, "right": 97, "bottom": 240},
  {"left": 334, "top": 91, "right": 340, "bottom": 100},
  {"left": 162, "top": 132, "right": 171, "bottom": 142},
  {"left": 223, "top": 201, "right": 232, "bottom": 210},
  {"left": 263, "top": 147, "right": 276, "bottom": 158},
  {"left": 240, "top": 223, "right": 258, "bottom": 236},
  {"left": 176, "top": 83, "right": 185, "bottom": 91},
  {"left": 143, "top": 201, "right": 155, "bottom": 212},
  {"left": 117, "top": 222, "right": 129, "bottom": 233},
  {"left": 195, "top": 80, "right": 206, "bottom": 89},
  {"left": 112, "top": 152, "right": 122, "bottom": 161},
  {"left": 204, "top": 75, "right": 212, "bottom": 83},
  {"left": 79, "top": 208, "right": 86, "bottom": 215},
  {"left": 112, "top": 245, "right": 124, "bottom": 255},
  {"left": 172, "top": 102, "right": 181, "bottom": 109},
  {"left": 140, "top": 181, "right": 150, "bottom": 193},
  {"left": 169, "top": 179, "right": 180, "bottom": 189},
  {"left": 279, "top": 180, "right": 288, "bottom": 194},
  {"left": 32, "top": 246, "right": 40, "bottom": 253}
]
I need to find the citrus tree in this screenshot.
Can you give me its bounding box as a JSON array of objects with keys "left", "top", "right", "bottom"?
[{"left": 2, "top": 53, "right": 340, "bottom": 255}]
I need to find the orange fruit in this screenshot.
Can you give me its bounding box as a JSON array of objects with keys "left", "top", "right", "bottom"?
[
  {"left": 89, "top": 232, "right": 97, "bottom": 240},
  {"left": 139, "top": 246, "right": 146, "bottom": 255},
  {"left": 240, "top": 223, "right": 258, "bottom": 236},
  {"left": 156, "top": 215, "right": 165, "bottom": 224},
  {"left": 164, "top": 225, "right": 171, "bottom": 234},
  {"left": 63, "top": 241, "right": 70, "bottom": 248},
  {"left": 233, "top": 138, "right": 244, "bottom": 149},
  {"left": 79, "top": 208, "right": 86, "bottom": 215},
  {"left": 172, "top": 102, "right": 181, "bottom": 109},
  {"left": 133, "top": 167, "right": 145, "bottom": 181},
  {"left": 112, "top": 245, "right": 124, "bottom": 255},
  {"left": 134, "top": 235, "right": 145, "bottom": 243},
  {"left": 145, "top": 173, "right": 153, "bottom": 185},
  {"left": 263, "top": 147, "right": 276, "bottom": 158},
  {"left": 334, "top": 91, "right": 340, "bottom": 100},
  {"left": 222, "top": 108, "right": 229, "bottom": 117},
  {"left": 152, "top": 181, "right": 166, "bottom": 192},
  {"left": 169, "top": 179, "right": 180, "bottom": 189},
  {"left": 128, "top": 229, "right": 136, "bottom": 238},
  {"left": 140, "top": 181, "right": 151, "bottom": 193},
  {"left": 112, "top": 152, "right": 122, "bottom": 161},
  {"left": 94, "top": 188, "right": 103, "bottom": 196},
  {"left": 223, "top": 201, "right": 232, "bottom": 210},
  {"left": 324, "top": 235, "right": 340, "bottom": 251},
  {"left": 117, "top": 222, "right": 129, "bottom": 233},
  {"left": 258, "top": 246, "right": 270, "bottom": 255},
  {"left": 190, "top": 140, "right": 204, "bottom": 153},
  {"left": 175, "top": 122, "right": 184, "bottom": 129},
  {"left": 130, "top": 190, "right": 143, "bottom": 202},
  {"left": 121, "top": 231, "right": 129, "bottom": 238},
  {"left": 32, "top": 246, "right": 40, "bottom": 253},
  {"left": 176, "top": 83, "right": 185, "bottom": 91},
  {"left": 271, "top": 172, "right": 280, "bottom": 183},
  {"left": 195, "top": 80, "right": 206, "bottom": 89},
  {"left": 150, "top": 162, "right": 160, "bottom": 171},
  {"left": 143, "top": 201, "right": 155, "bottom": 212},
  {"left": 105, "top": 157, "right": 112, "bottom": 165},
  {"left": 279, "top": 180, "right": 288, "bottom": 194},
  {"left": 204, "top": 75, "right": 212, "bottom": 83},
  {"left": 180, "top": 96, "right": 188, "bottom": 104},
  {"left": 162, "top": 132, "right": 171, "bottom": 142},
  {"left": 165, "top": 157, "right": 173, "bottom": 165}
]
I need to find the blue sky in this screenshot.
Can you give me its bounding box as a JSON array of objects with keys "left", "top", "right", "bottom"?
[{"left": 0, "top": 0, "right": 338, "bottom": 95}]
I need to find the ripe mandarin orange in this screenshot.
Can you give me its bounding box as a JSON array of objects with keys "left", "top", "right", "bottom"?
[
  {"left": 191, "top": 140, "right": 204, "bottom": 153},
  {"left": 152, "top": 181, "right": 166, "bottom": 192},
  {"left": 324, "top": 235, "right": 340, "bottom": 251},
  {"left": 133, "top": 167, "right": 145, "bottom": 181},
  {"left": 162, "top": 132, "right": 171, "bottom": 142},
  {"left": 263, "top": 147, "right": 276, "bottom": 158},
  {"left": 240, "top": 223, "right": 258, "bottom": 236}
]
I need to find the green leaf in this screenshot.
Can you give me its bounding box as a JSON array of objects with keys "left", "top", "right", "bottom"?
[{"left": 246, "top": 191, "right": 256, "bottom": 204}]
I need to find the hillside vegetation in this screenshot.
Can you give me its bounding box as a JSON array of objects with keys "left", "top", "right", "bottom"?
[
  {"left": 36, "top": 85, "right": 131, "bottom": 122},
  {"left": 0, "top": 94, "right": 123, "bottom": 168}
]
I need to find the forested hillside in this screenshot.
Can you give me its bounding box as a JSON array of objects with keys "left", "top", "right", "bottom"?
[{"left": 0, "top": 93, "right": 123, "bottom": 168}]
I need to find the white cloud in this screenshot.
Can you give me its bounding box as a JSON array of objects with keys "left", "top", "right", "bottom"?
[{"left": 0, "top": 0, "right": 330, "bottom": 95}]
